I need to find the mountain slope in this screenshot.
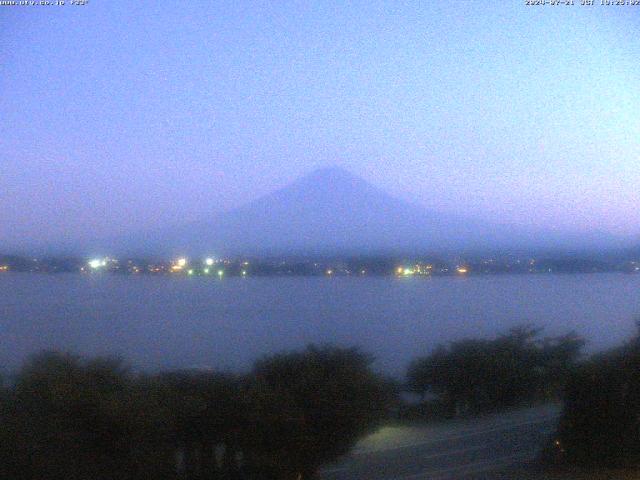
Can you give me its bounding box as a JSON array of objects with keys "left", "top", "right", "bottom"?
[
  {"left": 141, "top": 167, "right": 515, "bottom": 256},
  {"left": 85, "top": 167, "right": 629, "bottom": 257}
]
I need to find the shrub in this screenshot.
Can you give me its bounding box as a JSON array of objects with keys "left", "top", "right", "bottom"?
[
  {"left": 407, "top": 326, "right": 584, "bottom": 416},
  {"left": 554, "top": 333, "right": 640, "bottom": 467}
]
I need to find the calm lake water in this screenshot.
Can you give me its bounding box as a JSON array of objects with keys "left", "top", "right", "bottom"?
[{"left": 1, "top": 273, "right": 639, "bottom": 377}]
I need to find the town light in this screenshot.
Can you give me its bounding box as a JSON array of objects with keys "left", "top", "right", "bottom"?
[
  {"left": 177, "top": 258, "right": 187, "bottom": 267},
  {"left": 205, "top": 257, "right": 214, "bottom": 266},
  {"left": 88, "top": 259, "right": 102, "bottom": 269}
]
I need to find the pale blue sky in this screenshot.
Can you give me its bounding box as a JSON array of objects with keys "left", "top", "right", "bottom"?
[{"left": 1, "top": 1, "right": 639, "bottom": 249}]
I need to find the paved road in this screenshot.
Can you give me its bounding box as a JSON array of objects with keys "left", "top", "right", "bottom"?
[{"left": 320, "top": 404, "right": 560, "bottom": 480}]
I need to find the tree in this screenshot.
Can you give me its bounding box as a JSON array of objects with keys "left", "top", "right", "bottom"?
[
  {"left": 0, "top": 352, "right": 173, "bottom": 480},
  {"left": 407, "top": 326, "right": 584, "bottom": 416},
  {"left": 151, "top": 370, "right": 248, "bottom": 479},
  {"left": 553, "top": 325, "right": 640, "bottom": 467},
  {"left": 245, "top": 345, "right": 394, "bottom": 479},
  {"left": 0, "top": 346, "right": 395, "bottom": 480}
]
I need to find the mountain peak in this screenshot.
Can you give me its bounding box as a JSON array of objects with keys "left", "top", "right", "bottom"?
[
  {"left": 94, "top": 166, "right": 619, "bottom": 257},
  {"left": 290, "top": 166, "right": 375, "bottom": 194},
  {"left": 118, "top": 167, "right": 538, "bottom": 256},
  {"left": 295, "top": 166, "right": 361, "bottom": 186},
  {"left": 304, "top": 166, "right": 357, "bottom": 182}
]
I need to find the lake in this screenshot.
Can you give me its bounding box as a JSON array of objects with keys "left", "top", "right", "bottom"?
[{"left": 1, "top": 273, "right": 639, "bottom": 377}]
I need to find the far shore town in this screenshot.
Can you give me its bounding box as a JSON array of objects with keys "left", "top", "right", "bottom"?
[{"left": 1, "top": 253, "right": 639, "bottom": 277}]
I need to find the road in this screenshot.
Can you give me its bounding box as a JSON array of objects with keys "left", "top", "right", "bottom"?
[{"left": 320, "top": 404, "right": 560, "bottom": 480}]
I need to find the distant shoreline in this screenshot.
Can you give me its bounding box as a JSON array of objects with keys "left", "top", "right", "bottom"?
[
  {"left": 1, "top": 270, "right": 639, "bottom": 278},
  {"left": 1, "top": 253, "right": 639, "bottom": 277}
]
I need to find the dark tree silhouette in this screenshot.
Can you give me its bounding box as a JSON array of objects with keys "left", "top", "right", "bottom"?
[
  {"left": 0, "top": 346, "right": 393, "bottom": 480},
  {"left": 407, "top": 326, "right": 584, "bottom": 416},
  {"left": 0, "top": 352, "right": 174, "bottom": 480},
  {"left": 553, "top": 322, "right": 640, "bottom": 467},
  {"left": 245, "top": 345, "right": 394, "bottom": 480},
  {"left": 151, "top": 370, "right": 248, "bottom": 479}
]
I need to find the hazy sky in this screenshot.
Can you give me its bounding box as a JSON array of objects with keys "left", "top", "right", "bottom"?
[{"left": 2, "top": 1, "right": 639, "bottom": 250}]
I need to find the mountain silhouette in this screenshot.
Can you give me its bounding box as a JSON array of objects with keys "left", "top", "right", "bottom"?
[
  {"left": 133, "top": 166, "right": 523, "bottom": 256},
  {"left": 86, "top": 167, "right": 625, "bottom": 257}
]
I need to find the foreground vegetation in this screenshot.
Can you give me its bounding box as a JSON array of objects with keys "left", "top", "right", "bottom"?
[
  {"left": 406, "top": 326, "right": 584, "bottom": 418},
  {"left": 6, "top": 322, "right": 640, "bottom": 478},
  {"left": 404, "top": 323, "right": 640, "bottom": 471},
  {"left": 550, "top": 323, "right": 640, "bottom": 468},
  {"left": 0, "top": 346, "right": 393, "bottom": 480}
]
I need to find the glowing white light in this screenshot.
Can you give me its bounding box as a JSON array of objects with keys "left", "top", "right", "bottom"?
[
  {"left": 217, "top": 270, "right": 224, "bottom": 277},
  {"left": 177, "top": 258, "right": 187, "bottom": 267},
  {"left": 205, "top": 257, "right": 214, "bottom": 266},
  {"left": 88, "top": 259, "right": 102, "bottom": 269},
  {"left": 204, "top": 268, "right": 210, "bottom": 274}
]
